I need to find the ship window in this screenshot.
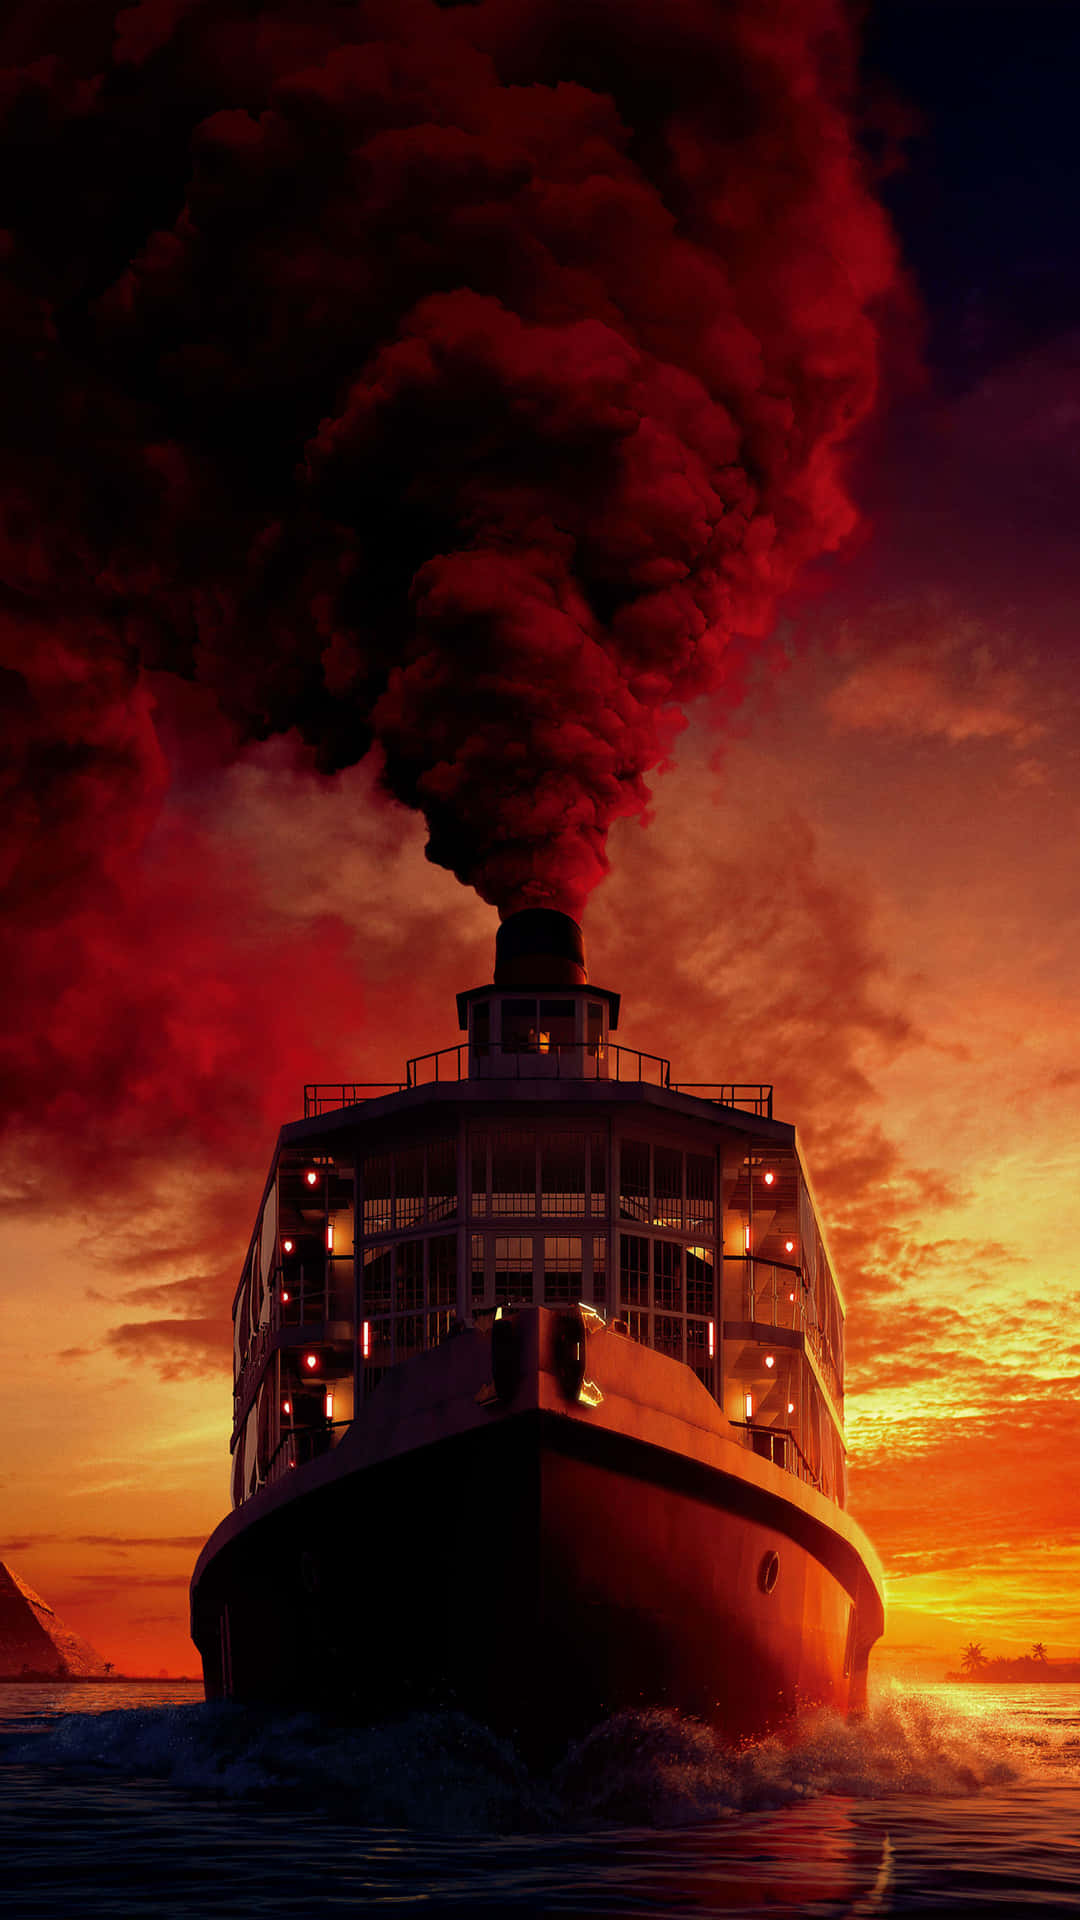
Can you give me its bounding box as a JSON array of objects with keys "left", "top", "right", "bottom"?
[
  {"left": 494, "top": 1236, "right": 533, "bottom": 1306},
  {"left": 491, "top": 1130, "right": 536, "bottom": 1216},
  {"left": 619, "top": 1141, "right": 650, "bottom": 1221},
  {"left": 472, "top": 1000, "right": 490, "bottom": 1058},
  {"left": 427, "top": 1139, "right": 457, "bottom": 1221},
  {"left": 470, "top": 1135, "right": 488, "bottom": 1216},
  {"left": 686, "top": 1153, "right": 715, "bottom": 1233},
  {"left": 654, "top": 1147, "right": 682, "bottom": 1230},
  {"left": 589, "top": 1132, "right": 607, "bottom": 1212},
  {"left": 397, "top": 1313, "right": 424, "bottom": 1362},
  {"left": 686, "top": 1246, "right": 714, "bottom": 1317},
  {"left": 502, "top": 999, "right": 538, "bottom": 1052},
  {"left": 363, "top": 1155, "right": 392, "bottom": 1235},
  {"left": 592, "top": 1236, "right": 608, "bottom": 1309},
  {"left": 587, "top": 1002, "right": 605, "bottom": 1058},
  {"left": 396, "top": 1241, "right": 424, "bottom": 1312},
  {"left": 543, "top": 1236, "right": 583, "bottom": 1303},
  {"left": 687, "top": 1317, "right": 711, "bottom": 1388},
  {"left": 471, "top": 1234, "right": 486, "bottom": 1305},
  {"left": 430, "top": 1235, "right": 457, "bottom": 1308},
  {"left": 654, "top": 1314, "right": 683, "bottom": 1362},
  {"left": 363, "top": 1245, "right": 393, "bottom": 1312},
  {"left": 620, "top": 1233, "right": 649, "bottom": 1307},
  {"left": 654, "top": 1240, "right": 683, "bottom": 1312},
  {"left": 397, "top": 1147, "right": 425, "bottom": 1229},
  {"left": 541, "top": 1135, "right": 586, "bottom": 1216},
  {"left": 539, "top": 999, "right": 575, "bottom": 1053}
]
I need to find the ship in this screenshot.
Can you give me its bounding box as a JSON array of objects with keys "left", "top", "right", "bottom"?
[{"left": 190, "top": 909, "right": 884, "bottom": 1756}]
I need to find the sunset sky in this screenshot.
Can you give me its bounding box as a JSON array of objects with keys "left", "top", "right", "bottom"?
[{"left": 2, "top": 0, "right": 1078, "bottom": 1679}]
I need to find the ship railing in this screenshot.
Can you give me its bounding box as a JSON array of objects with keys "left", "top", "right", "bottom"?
[
  {"left": 304, "top": 1082, "right": 406, "bottom": 1117},
  {"left": 734, "top": 1258, "right": 844, "bottom": 1407},
  {"left": 739, "top": 1419, "right": 821, "bottom": 1490},
  {"left": 672, "top": 1083, "right": 774, "bottom": 1116},
  {"left": 262, "top": 1420, "right": 352, "bottom": 1488},
  {"left": 406, "top": 1040, "right": 673, "bottom": 1088}
]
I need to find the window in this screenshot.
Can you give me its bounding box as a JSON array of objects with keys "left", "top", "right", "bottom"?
[
  {"left": 396, "top": 1241, "right": 424, "bottom": 1312},
  {"left": 470, "top": 1136, "right": 488, "bottom": 1216},
  {"left": 502, "top": 999, "right": 539, "bottom": 1052},
  {"left": 589, "top": 1132, "right": 607, "bottom": 1213},
  {"left": 427, "top": 1140, "right": 457, "bottom": 1221},
  {"left": 473, "top": 1000, "right": 490, "bottom": 1058},
  {"left": 471, "top": 1234, "right": 486, "bottom": 1306},
  {"left": 687, "top": 1153, "right": 714, "bottom": 1233},
  {"left": 620, "top": 1233, "right": 649, "bottom": 1307},
  {"left": 619, "top": 1141, "right": 649, "bottom": 1221},
  {"left": 494, "top": 1236, "right": 533, "bottom": 1306},
  {"left": 587, "top": 1002, "right": 605, "bottom": 1058},
  {"left": 430, "top": 1235, "right": 457, "bottom": 1308},
  {"left": 655, "top": 1240, "right": 682, "bottom": 1312},
  {"left": 363, "top": 1245, "right": 393, "bottom": 1312},
  {"left": 542, "top": 1135, "right": 586, "bottom": 1216},
  {"left": 397, "top": 1146, "right": 425, "bottom": 1229},
  {"left": 363, "top": 1155, "right": 392, "bottom": 1235},
  {"left": 539, "top": 999, "right": 575, "bottom": 1053},
  {"left": 686, "top": 1246, "right": 713, "bottom": 1317},
  {"left": 492, "top": 1131, "right": 536, "bottom": 1216},
  {"left": 655, "top": 1314, "right": 683, "bottom": 1362},
  {"left": 543, "top": 1236, "right": 583, "bottom": 1303},
  {"left": 593, "top": 1236, "right": 608, "bottom": 1308},
  {"left": 654, "top": 1146, "right": 682, "bottom": 1230}
]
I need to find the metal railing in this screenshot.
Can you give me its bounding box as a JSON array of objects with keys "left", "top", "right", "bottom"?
[
  {"left": 739, "top": 1419, "right": 821, "bottom": 1490},
  {"left": 305, "top": 1082, "right": 406, "bottom": 1117},
  {"left": 672, "top": 1083, "right": 774, "bottom": 1117},
  {"left": 304, "top": 1058, "right": 772, "bottom": 1117}
]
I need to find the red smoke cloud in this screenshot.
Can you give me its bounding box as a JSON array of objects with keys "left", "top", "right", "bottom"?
[{"left": 1, "top": 0, "right": 903, "bottom": 1181}]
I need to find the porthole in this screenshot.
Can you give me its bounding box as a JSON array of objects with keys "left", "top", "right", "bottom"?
[{"left": 758, "top": 1550, "right": 780, "bottom": 1595}]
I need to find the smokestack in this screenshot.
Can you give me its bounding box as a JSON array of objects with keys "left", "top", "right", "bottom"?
[{"left": 493, "top": 909, "right": 587, "bottom": 988}]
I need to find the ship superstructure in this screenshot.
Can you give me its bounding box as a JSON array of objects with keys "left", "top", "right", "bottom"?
[{"left": 192, "top": 910, "right": 882, "bottom": 1749}]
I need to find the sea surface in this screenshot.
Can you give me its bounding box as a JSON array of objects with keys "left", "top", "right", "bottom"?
[{"left": 0, "top": 1679, "right": 1077, "bottom": 1917}]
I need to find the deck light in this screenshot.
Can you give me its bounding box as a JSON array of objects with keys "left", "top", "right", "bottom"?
[
  {"left": 304, "top": 1352, "right": 318, "bottom": 1370},
  {"left": 282, "top": 1238, "right": 294, "bottom": 1254},
  {"left": 707, "top": 1320, "right": 715, "bottom": 1358},
  {"left": 765, "top": 1355, "right": 775, "bottom": 1369},
  {"left": 281, "top": 1290, "right": 290, "bottom": 1304},
  {"left": 744, "top": 1224, "right": 751, "bottom": 1253},
  {"left": 282, "top": 1399, "right": 291, "bottom": 1415},
  {"left": 325, "top": 1392, "right": 334, "bottom": 1420},
  {"left": 362, "top": 1321, "right": 371, "bottom": 1358},
  {"left": 745, "top": 1392, "right": 754, "bottom": 1420},
  {"left": 789, "top": 1291, "right": 795, "bottom": 1303},
  {"left": 787, "top": 1402, "right": 795, "bottom": 1415},
  {"left": 785, "top": 1240, "right": 795, "bottom": 1253},
  {"left": 764, "top": 1171, "right": 775, "bottom": 1187},
  {"left": 326, "top": 1223, "right": 334, "bottom": 1251},
  {"left": 306, "top": 1170, "right": 318, "bottom": 1187}
]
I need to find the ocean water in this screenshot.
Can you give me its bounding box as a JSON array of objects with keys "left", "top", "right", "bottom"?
[{"left": 0, "top": 1680, "right": 1077, "bottom": 1917}]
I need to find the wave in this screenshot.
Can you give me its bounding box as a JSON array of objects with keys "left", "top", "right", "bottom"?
[{"left": 0, "top": 1689, "right": 1034, "bottom": 1831}]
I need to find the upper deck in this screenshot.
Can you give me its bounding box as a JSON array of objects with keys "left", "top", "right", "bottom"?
[{"left": 228, "top": 911, "right": 848, "bottom": 1525}]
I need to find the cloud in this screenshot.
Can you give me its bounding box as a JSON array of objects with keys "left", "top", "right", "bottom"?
[
  {"left": 825, "top": 602, "right": 1044, "bottom": 751},
  {"left": 104, "top": 1317, "right": 229, "bottom": 1382}
]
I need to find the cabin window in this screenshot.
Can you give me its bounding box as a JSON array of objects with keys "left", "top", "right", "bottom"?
[
  {"left": 587, "top": 1002, "right": 605, "bottom": 1057},
  {"left": 593, "top": 1236, "right": 608, "bottom": 1308},
  {"left": 472, "top": 1000, "right": 490, "bottom": 1058},
  {"left": 686, "top": 1246, "right": 714, "bottom": 1317},
  {"left": 363, "top": 1155, "right": 392, "bottom": 1234},
  {"left": 491, "top": 1131, "right": 536, "bottom": 1216},
  {"left": 654, "top": 1240, "right": 682, "bottom": 1312},
  {"left": 427, "top": 1140, "right": 457, "bottom": 1221},
  {"left": 541, "top": 1135, "right": 586, "bottom": 1216},
  {"left": 543, "top": 1236, "right": 583, "bottom": 1303},
  {"left": 471, "top": 1234, "right": 486, "bottom": 1305},
  {"left": 502, "top": 999, "right": 539, "bottom": 1052},
  {"left": 620, "top": 1233, "right": 649, "bottom": 1308},
  {"left": 470, "top": 1136, "right": 488, "bottom": 1216},
  {"left": 395, "top": 1241, "right": 424, "bottom": 1312},
  {"left": 589, "top": 1132, "right": 607, "bottom": 1210},
  {"left": 396, "top": 1147, "right": 425, "bottom": 1229},
  {"left": 539, "top": 999, "right": 576, "bottom": 1053},
  {"left": 494, "top": 1236, "right": 533, "bottom": 1306},
  {"left": 619, "top": 1141, "right": 650, "bottom": 1221},
  {"left": 654, "top": 1147, "right": 682, "bottom": 1230},
  {"left": 686, "top": 1153, "right": 715, "bottom": 1233}
]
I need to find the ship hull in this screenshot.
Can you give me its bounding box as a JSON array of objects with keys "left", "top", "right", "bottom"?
[{"left": 192, "top": 1319, "right": 882, "bottom": 1757}]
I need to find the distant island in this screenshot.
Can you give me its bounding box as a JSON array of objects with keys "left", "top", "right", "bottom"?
[{"left": 946, "top": 1642, "right": 1080, "bottom": 1683}]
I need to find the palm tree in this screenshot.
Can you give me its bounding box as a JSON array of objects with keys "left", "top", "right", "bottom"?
[
  {"left": 960, "top": 1642, "right": 988, "bottom": 1674},
  {"left": 1031, "top": 1642, "right": 1049, "bottom": 1663}
]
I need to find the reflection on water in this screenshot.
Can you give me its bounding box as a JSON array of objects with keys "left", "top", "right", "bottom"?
[{"left": 0, "top": 1681, "right": 1076, "bottom": 1917}]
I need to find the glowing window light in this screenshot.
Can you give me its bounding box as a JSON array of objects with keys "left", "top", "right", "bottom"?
[
  {"left": 744, "top": 1224, "right": 751, "bottom": 1253},
  {"left": 304, "top": 1352, "right": 318, "bottom": 1370},
  {"left": 362, "top": 1321, "right": 371, "bottom": 1359},
  {"left": 326, "top": 1223, "right": 334, "bottom": 1252},
  {"left": 764, "top": 1171, "right": 775, "bottom": 1187},
  {"left": 765, "top": 1354, "right": 775, "bottom": 1369},
  {"left": 306, "top": 1170, "right": 318, "bottom": 1187},
  {"left": 707, "top": 1320, "right": 715, "bottom": 1358},
  {"left": 745, "top": 1391, "right": 754, "bottom": 1420},
  {"left": 282, "top": 1399, "right": 291, "bottom": 1415},
  {"left": 282, "top": 1238, "right": 294, "bottom": 1254},
  {"left": 324, "top": 1392, "right": 334, "bottom": 1420}
]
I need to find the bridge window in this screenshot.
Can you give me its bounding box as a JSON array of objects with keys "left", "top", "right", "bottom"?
[
  {"left": 619, "top": 1141, "right": 650, "bottom": 1221},
  {"left": 542, "top": 1136, "right": 586, "bottom": 1216}
]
